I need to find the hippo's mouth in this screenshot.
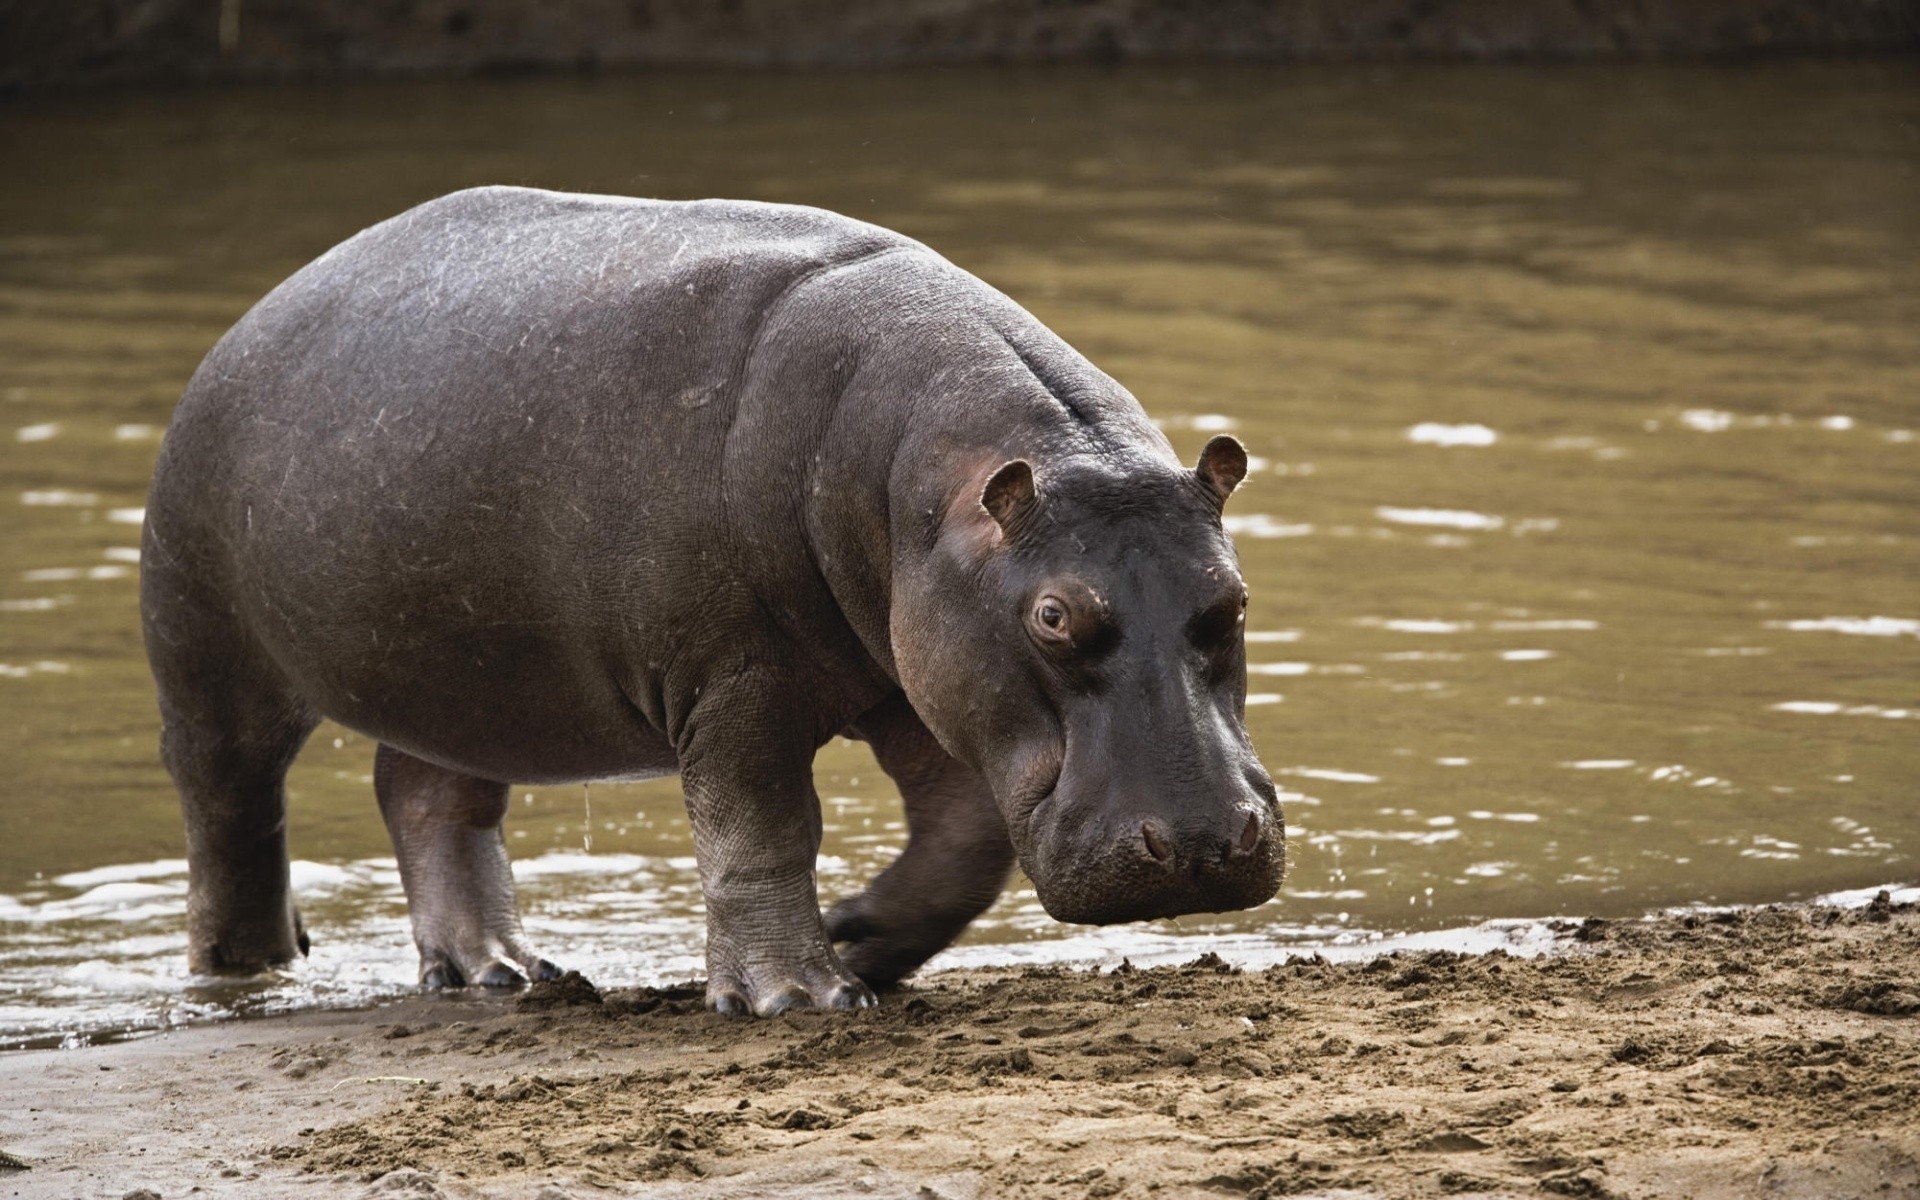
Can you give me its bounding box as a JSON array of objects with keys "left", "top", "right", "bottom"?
[
  {"left": 1002, "top": 741, "right": 1065, "bottom": 845},
  {"left": 1001, "top": 752, "right": 1063, "bottom": 892},
  {"left": 1023, "top": 785, "right": 1059, "bottom": 831},
  {"left": 1007, "top": 785, "right": 1055, "bottom": 873}
]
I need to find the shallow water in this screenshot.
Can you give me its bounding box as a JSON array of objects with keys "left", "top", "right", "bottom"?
[{"left": 1, "top": 63, "right": 1916, "bottom": 1047}]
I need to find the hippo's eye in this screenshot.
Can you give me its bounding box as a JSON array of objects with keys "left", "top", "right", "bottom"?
[
  {"left": 1191, "top": 586, "right": 1249, "bottom": 651},
  {"left": 1032, "top": 596, "right": 1072, "bottom": 642},
  {"left": 1036, "top": 595, "right": 1067, "bottom": 633},
  {"left": 1028, "top": 586, "right": 1117, "bottom": 656}
]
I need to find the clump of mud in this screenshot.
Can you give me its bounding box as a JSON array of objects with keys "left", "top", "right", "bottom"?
[{"left": 261, "top": 900, "right": 1917, "bottom": 1199}]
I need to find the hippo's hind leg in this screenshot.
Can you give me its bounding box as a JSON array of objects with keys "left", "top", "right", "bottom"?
[
  {"left": 826, "top": 693, "right": 1016, "bottom": 988},
  {"left": 151, "top": 634, "right": 319, "bottom": 974},
  {"left": 373, "top": 744, "right": 560, "bottom": 989}
]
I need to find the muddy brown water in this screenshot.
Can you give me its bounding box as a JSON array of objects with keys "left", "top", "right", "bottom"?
[{"left": 0, "top": 63, "right": 1915, "bottom": 1046}]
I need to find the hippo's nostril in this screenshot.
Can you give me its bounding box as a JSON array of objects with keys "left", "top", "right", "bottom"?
[
  {"left": 1234, "top": 809, "right": 1262, "bottom": 856},
  {"left": 1141, "top": 820, "right": 1174, "bottom": 866}
]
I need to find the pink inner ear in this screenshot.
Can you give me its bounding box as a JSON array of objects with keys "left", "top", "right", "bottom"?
[
  {"left": 1198, "top": 434, "right": 1247, "bottom": 499},
  {"left": 981, "top": 459, "right": 1036, "bottom": 529}
]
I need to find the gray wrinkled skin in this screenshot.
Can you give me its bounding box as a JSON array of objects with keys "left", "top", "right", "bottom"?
[{"left": 141, "top": 187, "right": 1285, "bottom": 1017}]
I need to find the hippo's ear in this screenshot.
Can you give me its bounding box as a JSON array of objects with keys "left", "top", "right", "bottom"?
[
  {"left": 1195, "top": 434, "right": 1248, "bottom": 505},
  {"left": 981, "top": 459, "right": 1037, "bottom": 533}
]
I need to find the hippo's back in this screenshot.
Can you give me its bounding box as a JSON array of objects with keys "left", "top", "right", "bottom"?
[{"left": 170, "top": 185, "right": 918, "bottom": 449}]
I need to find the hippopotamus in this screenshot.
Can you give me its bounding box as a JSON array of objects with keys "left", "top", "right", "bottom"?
[{"left": 140, "top": 186, "right": 1285, "bottom": 1016}]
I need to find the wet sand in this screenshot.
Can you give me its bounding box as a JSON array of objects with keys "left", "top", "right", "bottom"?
[{"left": 2, "top": 895, "right": 1916, "bottom": 1200}]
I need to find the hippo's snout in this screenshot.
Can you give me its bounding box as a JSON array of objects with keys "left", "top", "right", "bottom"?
[{"left": 1027, "top": 787, "right": 1286, "bottom": 926}]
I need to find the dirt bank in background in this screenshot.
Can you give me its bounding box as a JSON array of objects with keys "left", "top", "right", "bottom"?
[
  {"left": 7, "top": 0, "right": 1917, "bottom": 91},
  {"left": 3, "top": 896, "right": 1916, "bottom": 1199}
]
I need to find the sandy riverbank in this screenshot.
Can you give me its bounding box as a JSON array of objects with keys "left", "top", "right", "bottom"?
[{"left": 2, "top": 895, "right": 1915, "bottom": 1199}]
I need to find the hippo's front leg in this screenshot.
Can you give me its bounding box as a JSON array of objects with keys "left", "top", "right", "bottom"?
[{"left": 679, "top": 684, "right": 876, "bottom": 1017}]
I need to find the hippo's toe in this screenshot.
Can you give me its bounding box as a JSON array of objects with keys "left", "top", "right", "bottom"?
[
  {"left": 704, "top": 963, "right": 877, "bottom": 1018},
  {"left": 757, "top": 986, "right": 813, "bottom": 1017},
  {"left": 476, "top": 962, "right": 527, "bottom": 989},
  {"left": 416, "top": 944, "right": 560, "bottom": 992},
  {"left": 823, "top": 980, "right": 878, "bottom": 1011}
]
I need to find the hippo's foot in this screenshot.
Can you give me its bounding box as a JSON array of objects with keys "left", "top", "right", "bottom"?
[
  {"left": 416, "top": 936, "right": 563, "bottom": 991},
  {"left": 819, "top": 787, "right": 1015, "bottom": 989},
  {"left": 825, "top": 829, "right": 1012, "bottom": 987},
  {"left": 704, "top": 938, "right": 876, "bottom": 1018},
  {"left": 827, "top": 890, "right": 974, "bottom": 990},
  {"left": 700, "top": 880, "right": 877, "bottom": 1016},
  {"left": 189, "top": 897, "right": 311, "bottom": 976}
]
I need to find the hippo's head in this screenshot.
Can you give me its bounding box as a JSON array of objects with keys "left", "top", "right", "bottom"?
[{"left": 894, "top": 434, "right": 1284, "bottom": 925}]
